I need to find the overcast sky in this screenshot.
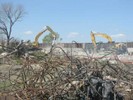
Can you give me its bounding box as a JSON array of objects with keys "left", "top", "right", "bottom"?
[{"left": 0, "top": 0, "right": 133, "bottom": 43}]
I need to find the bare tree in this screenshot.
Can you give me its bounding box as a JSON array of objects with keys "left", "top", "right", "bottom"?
[{"left": 0, "top": 3, "right": 25, "bottom": 48}]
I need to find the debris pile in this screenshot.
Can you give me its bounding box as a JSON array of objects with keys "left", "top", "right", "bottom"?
[{"left": 0, "top": 46, "right": 133, "bottom": 100}]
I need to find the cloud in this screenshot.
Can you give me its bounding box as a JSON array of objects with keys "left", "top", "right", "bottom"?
[
  {"left": 67, "top": 32, "right": 80, "bottom": 38},
  {"left": 111, "top": 33, "right": 125, "bottom": 38},
  {"left": 24, "top": 31, "right": 33, "bottom": 35}
]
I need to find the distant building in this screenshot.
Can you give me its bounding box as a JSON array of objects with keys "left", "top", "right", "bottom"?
[{"left": 39, "top": 42, "right": 133, "bottom": 50}]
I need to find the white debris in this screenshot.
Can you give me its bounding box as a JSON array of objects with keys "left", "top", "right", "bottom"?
[
  {"left": 1, "top": 52, "right": 8, "bottom": 56},
  {"left": 104, "top": 75, "right": 117, "bottom": 81},
  {"left": 125, "top": 88, "right": 132, "bottom": 92},
  {"left": 0, "top": 52, "right": 8, "bottom": 57}
]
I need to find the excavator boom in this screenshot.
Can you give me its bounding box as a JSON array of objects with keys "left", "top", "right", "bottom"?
[
  {"left": 33, "top": 26, "right": 56, "bottom": 47},
  {"left": 91, "top": 31, "right": 112, "bottom": 47},
  {"left": 33, "top": 29, "right": 47, "bottom": 47}
]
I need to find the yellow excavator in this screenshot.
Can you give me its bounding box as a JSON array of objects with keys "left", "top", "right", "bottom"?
[
  {"left": 90, "top": 31, "right": 128, "bottom": 54},
  {"left": 90, "top": 31, "right": 112, "bottom": 48},
  {"left": 32, "top": 26, "right": 56, "bottom": 47}
]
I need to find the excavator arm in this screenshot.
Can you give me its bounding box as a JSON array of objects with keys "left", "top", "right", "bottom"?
[
  {"left": 33, "top": 26, "right": 56, "bottom": 47},
  {"left": 90, "top": 32, "right": 97, "bottom": 47},
  {"left": 33, "top": 29, "right": 47, "bottom": 47},
  {"left": 90, "top": 31, "right": 112, "bottom": 47}
]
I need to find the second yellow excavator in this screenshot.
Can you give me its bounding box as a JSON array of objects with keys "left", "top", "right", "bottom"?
[
  {"left": 90, "top": 31, "right": 113, "bottom": 48},
  {"left": 33, "top": 26, "right": 56, "bottom": 47}
]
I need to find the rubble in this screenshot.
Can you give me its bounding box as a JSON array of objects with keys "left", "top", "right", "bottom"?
[{"left": 0, "top": 45, "right": 133, "bottom": 100}]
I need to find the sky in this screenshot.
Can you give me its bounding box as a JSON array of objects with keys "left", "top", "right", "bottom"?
[{"left": 0, "top": 0, "right": 133, "bottom": 43}]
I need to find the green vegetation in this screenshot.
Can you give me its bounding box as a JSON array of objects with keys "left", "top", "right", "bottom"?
[
  {"left": 31, "top": 51, "right": 47, "bottom": 60},
  {"left": 43, "top": 32, "right": 60, "bottom": 43},
  {"left": 0, "top": 80, "right": 12, "bottom": 91}
]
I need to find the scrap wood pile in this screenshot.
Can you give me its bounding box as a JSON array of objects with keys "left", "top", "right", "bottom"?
[{"left": 0, "top": 46, "right": 133, "bottom": 100}]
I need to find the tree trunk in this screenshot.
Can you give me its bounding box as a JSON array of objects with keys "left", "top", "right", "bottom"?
[{"left": 6, "top": 36, "right": 10, "bottom": 52}]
